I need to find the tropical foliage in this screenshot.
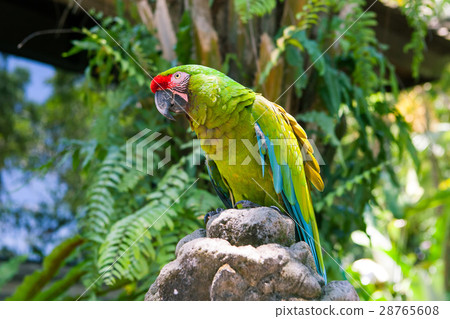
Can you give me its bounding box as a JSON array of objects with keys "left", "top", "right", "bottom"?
[{"left": 0, "top": 0, "right": 448, "bottom": 301}]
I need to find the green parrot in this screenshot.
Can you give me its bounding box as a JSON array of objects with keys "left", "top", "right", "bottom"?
[{"left": 150, "top": 65, "right": 326, "bottom": 281}]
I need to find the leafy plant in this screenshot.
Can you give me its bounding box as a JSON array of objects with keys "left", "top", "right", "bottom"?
[
  {"left": 1, "top": 0, "right": 445, "bottom": 301},
  {"left": 399, "top": 0, "right": 430, "bottom": 79},
  {"left": 6, "top": 236, "right": 84, "bottom": 301},
  {"left": 97, "top": 160, "right": 219, "bottom": 286},
  {"left": 0, "top": 255, "right": 27, "bottom": 292},
  {"left": 234, "top": 0, "right": 277, "bottom": 23}
]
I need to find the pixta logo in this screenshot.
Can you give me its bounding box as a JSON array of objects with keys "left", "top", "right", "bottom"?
[{"left": 126, "top": 129, "right": 172, "bottom": 175}]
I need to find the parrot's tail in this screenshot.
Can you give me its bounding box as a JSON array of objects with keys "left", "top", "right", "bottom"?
[{"left": 281, "top": 193, "right": 327, "bottom": 283}]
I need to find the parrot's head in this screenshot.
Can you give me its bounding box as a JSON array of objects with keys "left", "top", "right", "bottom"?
[
  {"left": 150, "top": 64, "right": 238, "bottom": 123},
  {"left": 150, "top": 67, "right": 192, "bottom": 121}
]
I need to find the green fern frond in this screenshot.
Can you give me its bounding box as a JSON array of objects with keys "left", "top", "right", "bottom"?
[
  {"left": 116, "top": 168, "right": 146, "bottom": 193},
  {"left": 296, "top": 0, "right": 329, "bottom": 30},
  {"left": 96, "top": 163, "right": 195, "bottom": 285},
  {"left": 257, "top": 0, "right": 329, "bottom": 87},
  {"left": 400, "top": 0, "right": 428, "bottom": 79},
  {"left": 234, "top": 0, "right": 276, "bottom": 23},
  {"left": 82, "top": 148, "right": 126, "bottom": 241},
  {"left": 341, "top": 5, "right": 380, "bottom": 92}
]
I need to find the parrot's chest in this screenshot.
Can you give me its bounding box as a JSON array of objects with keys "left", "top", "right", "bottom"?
[{"left": 207, "top": 136, "right": 280, "bottom": 207}]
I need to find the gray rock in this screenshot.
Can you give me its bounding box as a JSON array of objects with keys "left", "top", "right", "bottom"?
[
  {"left": 320, "top": 281, "right": 360, "bottom": 301},
  {"left": 145, "top": 207, "right": 359, "bottom": 301},
  {"left": 175, "top": 228, "right": 206, "bottom": 257},
  {"left": 210, "top": 264, "right": 247, "bottom": 301},
  {"left": 207, "top": 207, "right": 296, "bottom": 247}
]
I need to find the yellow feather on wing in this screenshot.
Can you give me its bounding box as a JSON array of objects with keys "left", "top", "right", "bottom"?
[{"left": 273, "top": 103, "right": 325, "bottom": 192}]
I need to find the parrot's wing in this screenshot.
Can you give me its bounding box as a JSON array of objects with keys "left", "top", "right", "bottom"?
[
  {"left": 273, "top": 104, "right": 324, "bottom": 191},
  {"left": 252, "top": 95, "right": 326, "bottom": 281},
  {"left": 205, "top": 156, "right": 233, "bottom": 209}
]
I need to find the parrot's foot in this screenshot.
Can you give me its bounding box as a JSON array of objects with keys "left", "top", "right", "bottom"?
[
  {"left": 269, "top": 205, "right": 282, "bottom": 213},
  {"left": 204, "top": 208, "right": 224, "bottom": 225},
  {"left": 234, "top": 200, "right": 281, "bottom": 214},
  {"left": 234, "top": 200, "right": 260, "bottom": 209}
]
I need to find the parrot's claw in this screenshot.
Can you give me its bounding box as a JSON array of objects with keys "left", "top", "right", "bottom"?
[
  {"left": 234, "top": 200, "right": 281, "bottom": 214},
  {"left": 234, "top": 200, "right": 261, "bottom": 209},
  {"left": 204, "top": 208, "right": 224, "bottom": 225},
  {"left": 269, "top": 205, "right": 281, "bottom": 213}
]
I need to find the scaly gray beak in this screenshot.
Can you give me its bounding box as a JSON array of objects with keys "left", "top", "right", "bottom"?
[
  {"left": 155, "top": 89, "right": 176, "bottom": 121},
  {"left": 155, "top": 89, "right": 189, "bottom": 121}
]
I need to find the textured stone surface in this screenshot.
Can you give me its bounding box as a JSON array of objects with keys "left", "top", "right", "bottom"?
[
  {"left": 320, "top": 281, "right": 360, "bottom": 301},
  {"left": 210, "top": 264, "right": 247, "bottom": 301},
  {"left": 175, "top": 228, "right": 206, "bottom": 257},
  {"left": 145, "top": 207, "right": 359, "bottom": 301},
  {"left": 207, "top": 208, "right": 296, "bottom": 247}
]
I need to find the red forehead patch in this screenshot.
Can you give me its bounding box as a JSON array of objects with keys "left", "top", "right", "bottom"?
[{"left": 150, "top": 74, "right": 172, "bottom": 93}]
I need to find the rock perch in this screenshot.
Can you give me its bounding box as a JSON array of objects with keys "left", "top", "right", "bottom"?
[{"left": 145, "top": 207, "right": 359, "bottom": 301}]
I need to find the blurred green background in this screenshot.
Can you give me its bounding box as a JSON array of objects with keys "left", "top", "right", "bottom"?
[{"left": 0, "top": 0, "right": 448, "bottom": 300}]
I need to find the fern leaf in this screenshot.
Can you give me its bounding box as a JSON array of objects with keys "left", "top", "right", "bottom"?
[
  {"left": 234, "top": 0, "right": 276, "bottom": 23},
  {"left": 96, "top": 164, "right": 195, "bottom": 285},
  {"left": 82, "top": 148, "right": 127, "bottom": 239}
]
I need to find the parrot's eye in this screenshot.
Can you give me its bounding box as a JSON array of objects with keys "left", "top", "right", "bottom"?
[{"left": 174, "top": 73, "right": 181, "bottom": 79}]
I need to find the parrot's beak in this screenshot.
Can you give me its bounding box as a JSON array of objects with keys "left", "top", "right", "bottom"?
[{"left": 154, "top": 89, "right": 188, "bottom": 121}]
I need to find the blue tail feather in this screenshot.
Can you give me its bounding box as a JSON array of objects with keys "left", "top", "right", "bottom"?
[{"left": 255, "top": 125, "right": 326, "bottom": 282}]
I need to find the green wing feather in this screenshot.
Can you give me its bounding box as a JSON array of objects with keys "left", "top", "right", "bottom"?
[{"left": 252, "top": 95, "right": 326, "bottom": 281}]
